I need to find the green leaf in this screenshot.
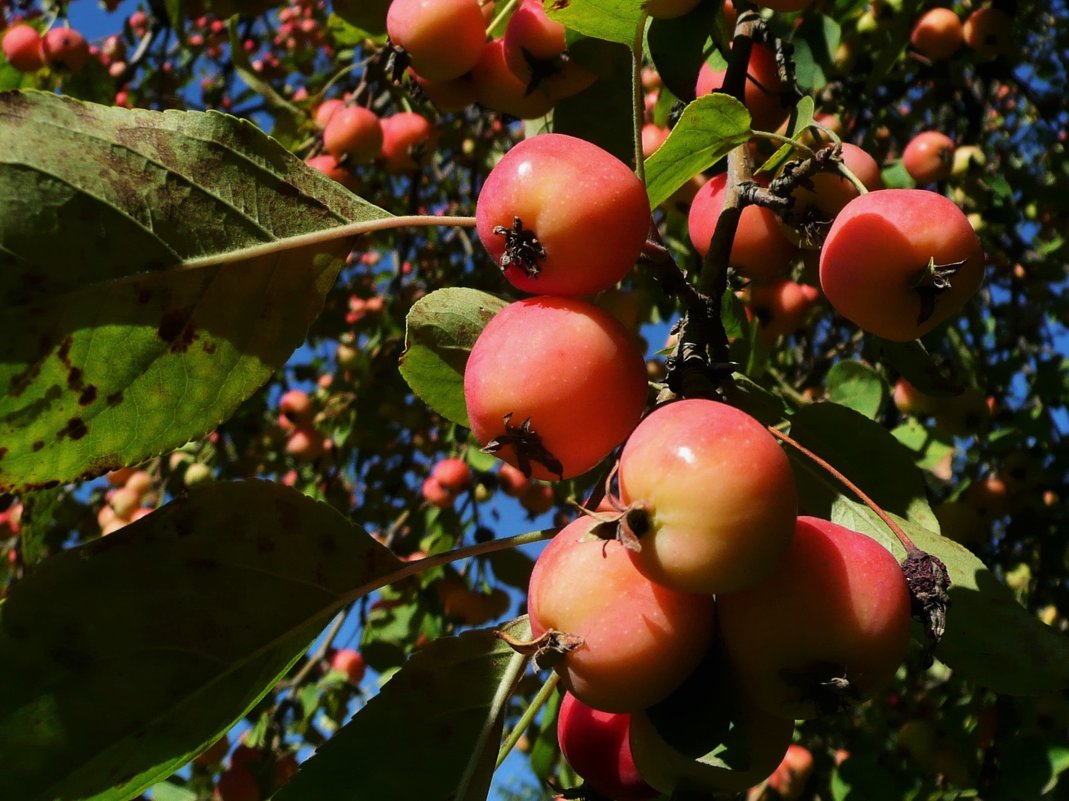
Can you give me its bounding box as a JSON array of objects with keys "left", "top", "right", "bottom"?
[
  {"left": 644, "top": 93, "right": 751, "bottom": 208},
  {"left": 829, "top": 500, "right": 1069, "bottom": 696},
  {"left": 791, "top": 14, "right": 841, "bottom": 91},
  {"left": 0, "top": 92, "right": 388, "bottom": 493},
  {"left": 399, "top": 288, "right": 508, "bottom": 428},
  {"left": 544, "top": 0, "right": 646, "bottom": 46},
  {"left": 330, "top": 0, "right": 391, "bottom": 37},
  {"left": 756, "top": 95, "right": 815, "bottom": 176},
  {"left": 148, "top": 782, "right": 197, "bottom": 801},
  {"left": 891, "top": 419, "right": 955, "bottom": 474},
  {"left": 787, "top": 402, "right": 937, "bottom": 531},
  {"left": 276, "top": 618, "right": 532, "bottom": 801},
  {"left": 551, "top": 39, "right": 634, "bottom": 164},
  {"left": 645, "top": 0, "right": 721, "bottom": 102},
  {"left": 872, "top": 338, "right": 964, "bottom": 396},
  {"left": 989, "top": 736, "right": 1069, "bottom": 799},
  {"left": 0, "top": 480, "right": 402, "bottom": 801},
  {"left": 825, "top": 360, "right": 887, "bottom": 419}
]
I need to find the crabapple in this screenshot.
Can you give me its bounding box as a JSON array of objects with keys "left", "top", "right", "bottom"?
[
  {"left": 2, "top": 24, "right": 44, "bottom": 72},
  {"left": 617, "top": 399, "right": 798, "bottom": 594},
  {"left": 747, "top": 279, "right": 821, "bottom": 341},
  {"left": 305, "top": 154, "right": 357, "bottom": 190},
  {"left": 313, "top": 97, "right": 344, "bottom": 128},
  {"left": 41, "top": 27, "right": 90, "bottom": 72},
  {"left": 464, "top": 297, "right": 648, "bottom": 480},
  {"left": 767, "top": 744, "right": 815, "bottom": 800},
  {"left": 431, "top": 457, "right": 472, "bottom": 492},
  {"left": 964, "top": 6, "right": 1012, "bottom": 59},
  {"left": 718, "top": 516, "right": 911, "bottom": 719},
  {"left": 903, "top": 131, "right": 955, "bottom": 184},
  {"left": 819, "top": 189, "right": 985, "bottom": 341},
  {"left": 519, "top": 482, "right": 554, "bottom": 515},
  {"left": 109, "top": 487, "right": 141, "bottom": 520},
  {"left": 696, "top": 43, "right": 789, "bottom": 133},
  {"left": 892, "top": 378, "right": 943, "bottom": 417},
  {"left": 214, "top": 766, "right": 260, "bottom": 801},
  {"left": 279, "top": 389, "right": 314, "bottom": 425},
  {"left": 408, "top": 69, "right": 478, "bottom": 111},
  {"left": 688, "top": 173, "right": 795, "bottom": 280},
  {"left": 471, "top": 39, "right": 554, "bottom": 119},
  {"left": 422, "top": 476, "right": 455, "bottom": 508},
  {"left": 322, "top": 106, "right": 383, "bottom": 163},
  {"left": 386, "top": 0, "right": 486, "bottom": 81},
  {"left": 789, "top": 143, "right": 884, "bottom": 226},
  {"left": 379, "top": 112, "right": 435, "bottom": 172},
  {"left": 910, "top": 7, "right": 963, "bottom": 61},
  {"left": 330, "top": 647, "right": 366, "bottom": 683},
  {"left": 951, "top": 144, "right": 986, "bottom": 177},
  {"left": 502, "top": 0, "right": 594, "bottom": 100},
  {"left": 497, "top": 463, "right": 531, "bottom": 496},
  {"left": 477, "top": 134, "right": 651, "bottom": 297},
  {"left": 194, "top": 736, "right": 230, "bottom": 766},
  {"left": 527, "top": 516, "right": 715, "bottom": 712},
  {"left": 286, "top": 428, "right": 325, "bottom": 462},
  {"left": 557, "top": 691, "right": 657, "bottom": 801},
  {"left": 641, "top": 123, "right": 669, "bottom": 157}
]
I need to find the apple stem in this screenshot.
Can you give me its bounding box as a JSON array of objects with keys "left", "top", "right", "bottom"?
[
  {"left": 496, "top": 670, "right": 561, "bottom": 768},
  {"left": 487, "top": 0, "right": 520, "bottom": 35}
]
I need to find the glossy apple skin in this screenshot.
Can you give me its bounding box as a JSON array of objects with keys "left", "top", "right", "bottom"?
[
  {"left": 791, "top": 143, "right": 884, "bottom": 221},
  {"left": 695, "top": 43, "right": 788, "bottom": 133},
  {"left": 323, "top": 106, "right": 384, "bottom": 163},
  {"left": 464, "top": 297, "right": 648, "bottom": 480},
  {"left": 618, "top": 399, "right": 798, "bottom": 594},
  {"left": 471, "top": 38, "right": 554, "bottom": 119},
  {"left": 557, "top": 691, "right": 657, "bottom": 801},
  {"left": 380, "top": 112, "right": 435, "bottom": 172},
  {"left": 503, "top": 0, "right": 564, "bottom": 70},
  {"left": 819, "top": 189, "right": 984, "bottom": 341},
  {"left": 688, "top": 173, "right": 795, "bottom": 280},
  {"left": 910, "top": 7, "right": 963, "bottom": 61},
  {"left": 2, "top": 24, "right": 44, "bottom": 72},
  {"left": 718, "top": 516, "right": 912, "bottom": 720},
  {"left": 477, "top": 133, "right": 651, "bottom": 297},
  {"left": 386, "top": 0, "right": 486, "bottom": 81},
  {"left": 527, "top": 516, "right": 715, "bottom": 712},
  {"left": 903, "top": 131, "right": 955, "bottom": 184}
]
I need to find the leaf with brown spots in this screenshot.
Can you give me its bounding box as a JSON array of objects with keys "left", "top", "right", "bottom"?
[
  {"left": 0, "top": 91, "right": 390, "bottom": 493},
  {"left": 0, "top": 480, "right": 402, "bottom": 801},
  {"left": 274, "top": 616, "right": 532, "bottom": 801}
]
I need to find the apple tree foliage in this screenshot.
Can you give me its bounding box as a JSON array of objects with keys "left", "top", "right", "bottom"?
[{"left": 0, "top": 0, "right": 1067, "bottom": 799}]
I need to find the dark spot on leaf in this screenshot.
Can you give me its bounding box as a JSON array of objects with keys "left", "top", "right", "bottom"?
[
  {"left": 67, "top": 367, "right": 84, "bottom": 392},
  {"left": 32, "top": 441, "right": 44, "bottom": 452},
  {"left": 0, "top": 448, "right": 6, "bottom": 461},
  {"left": 57, "top": 417, "right": 88, "bottom": 441},
  {"left": 202, "top": 340, "right": 217, "bottom": 354},
  {"left": 78, "top": 385, "right": 98, "bottom": 406},
  {"left": 106, "top": 391, "right": 124, "bottom": 407},
  {"left": 157, "top": 307, "right": 198, "bottom": 353},
  {"left": 56, "top": 336, "right": 74, "bottom": 365},
  {"left": 317, "top": 532, "right": 339, "bottom": 554}
]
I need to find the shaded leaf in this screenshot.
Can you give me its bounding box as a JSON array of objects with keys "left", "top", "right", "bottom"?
[
  {"left": 787, "top": 402, "right": 937, "bottom": 531},
  {"left": 756, "top": 95, "right": 815, "bottom": 176},
  {"left": 399, "top": 288, "right": 508, "bottom": 428},
  {"left": 645, "top": 0, "right": 721, "bottom": 102},
  {"left": 544, "top": 0, "right": 646, "bottom": 46},
  {"left": 872, "top": 338, "right": 963, "bottom": 396},
  {"left": 552, "top": 39, "right": 634, "bottom": 164},
  {"left": 276, "top": 618, "right": 532, "bottom": 801},
  {"left": 792, "top": 13, "right": 840, "bottom": 91},
  {"left": 0, "top": 480, "right": 402, "bottom": 801},
  {"left": 0, "top": 92, "right": 388, "bottom": 492},
  {"left": 825, "top": 359, "right": 887, "bottom": 419},
  {"left": 830, "top": 499, "right": 1069, "bottom": 696},
  {"left": 644, "top": 93, "right": 751, "bottom": 208}
]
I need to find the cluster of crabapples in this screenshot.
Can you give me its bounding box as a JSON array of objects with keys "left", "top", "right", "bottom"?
[
  {"left": 2, "top": 21, "right": 89, "bottom": 73},
  {"left": 452, "top": 132, "right": 927, "bottom": 797}
]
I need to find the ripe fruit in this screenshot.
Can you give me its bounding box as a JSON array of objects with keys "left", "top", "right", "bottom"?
[
  {"left": 892, "top": 378, "right": 943, "bottom": 417},
  {"left": 910, "top": 8, "right": 963, "bottom": 61},
  {"left": 305, "top": 154, "right": 356, "bottom": 190},
  {"left": 695, "top": 43, "right": 789, "bottom": 133},
  {"left": 431, "top": 457, "right": 472, "bottom": 492},
  {"left": 409, "top": 69, "right": 478, "bottom": 111},
  {"left": 527, "top": 516, "right": 715, "bottom": 712},
  {"left": 718, "top": 516, "right": 911, "bottom": 719},
  {"left": 422, "top": 476, "right": 455, "bottom": 508},
  {"left": 464, "top": 296, "right": 648, "bottom": 480},
  {"left": 789, "top": 143, "right": 884, "bottom": 228},
  {"left": 279, "top": 389, "right": 314, "bottom": 426},
  {"left": 476, "top": 134, "right": 651, "bottom": 297},
  {"left": 471, "top": 38, "right": 554, "bottom": 119},
  {"left": 819, "top": 189, "right": 985, "bottom": 341},
  {"left": 214, "top": 766, "right": 260, "bottom": 801},
  {"left": 767, "top": 744, "right": 815, "bottom": 799},
  {"left": 617, "top": 399, "right": 797, "bottom": 594},
  {"left": 641, "top": 123, "right": 669, "bottom": 158},
  {"left": 557, "top": 691, "right": 657, "bottom": 801},
  {"left": 963, "top": 6, "right": 1012, "bottom": 59},
  {"left": 688, "top": 173, "right": 795, "bottom": 280},
  {"left": 194, "top": 736, "right": 230, "bottom": 766},
  {"left": 2, "top": 24, "right": 44, "bottom": 72},
  {"left": 903, "top": 131, "right": 955, "bottom": 184},
  {"left": 323, "top": 106, "right": 384, "bottom": 163},
  {"left": 747, "top": 279, "right": 821, "bottom": 341},
  {"left": 380, "top": 112, "right": 435, "bottom": 172},
  {"left": 502, "top": 0, "right": 594, "bottom": 101},
  {"left": 41, "top": 27, "right": 89, "bottom": 72},
  {"left": 313, "top": 98, "right": 344, "bottom": 129},
  {"left": 330, "top": 647, "right": 366, "bottom": 683},
  {"left": 386, "top": 0, "right": 486, "bottom": 81}
]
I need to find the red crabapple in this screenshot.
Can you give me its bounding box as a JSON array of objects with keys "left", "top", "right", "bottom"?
[
  {"left": 910, "top": 7, "right": 963, "bottom": 61},
  {"left": 323, "top": 106, "right": 383, "bottom": 163},
  {"left": 747, "top": 279, "right": 821, "bottom": 341},
  {"left": 789, "top": 143, "right": 884, "bottom": 229},
  {"left": 718, "top": 516, "right": 912, "bottom": 719},
  {"left": 767, "top": 744, "right": 815, "bottom": 800},
  {"left": 279, "top": 389, "right": 314, "bottom": 425},
  {"left": 527, "top": 516, "right": 715, "bottom": 712},
  {"left": 421, "top": 477, "right": 455, "bottom": 508},
  {"left": 688, "top": 173, "right": 795, "bottom": 280},
  {"left": 41, "top": 27, "right": 90, "bottom": 72},
  {"left": 386, "top": 0, "right": 486, "bottom": 81},
  {"left": 313, "top": 98, "right": 344, "bottom": 129},
  {"left": 617, "top": 399, "right": 798, "bottom": 594},
  {"left": 464, "top": 296, "right": 648, "bottom": 480},
  {"left": 819, "top": 189, "right": 984, "bottom": 341},
  {"left": 305, "top": 154, "right": 357, "bottom": 190},
  {"left": 557, "top": 691, "right": 657, "bottom": 801},
  {"left": 695, "top": 43, "right": 789, "bottom": 133},
  {"left": 214, "top": 766, "right": 260, "bottom": 801},
  {"left": 2, "top": 24, "right": 44, "bottom": 72},
  {"left": 502, "top": 0, "right": 594, "bottom": 101},
  {"left": 903, "top": 131, "right": 955, "bottom": 184},
  {"left": 379, "top": 112, "right": 436, "bottom": 172},
  {"left": 963, "top": 6, "right": 1012, "bottom": 59},
  {"left": 431, "top": 457, "right": 472, "bottom": 492},
  {"left": 471, "top": 39, "right": 554, "bottom": 120},
  {"left": 477, "top": 133, "right": 652, "bottom": 296},
  {"left": 408, "top": 69, "right": 478, "bottom": 111},
  {"left": 330, "top": 647, "right": 366, "bottom": 683}
]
